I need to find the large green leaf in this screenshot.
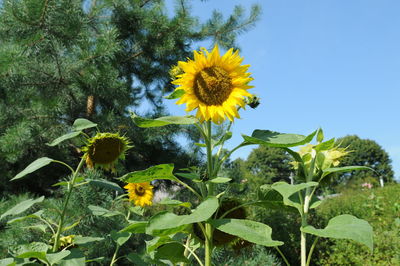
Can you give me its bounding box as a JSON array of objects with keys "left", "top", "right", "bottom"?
[
  {"left": 271, "top": 182, "right": 318, "bottom": 213},
  {"left": 111, "top": 231, "right": 131, "bottom": 246},
  {"left": 158, "top": 198, "right": 191, "bottom": 208},
  {"left": 209, "top": 219, "right": 283, "bottom": 247},
  {"left": 59, "top": 248, "right": 85, "bottom": 266},
  {"left": 7, "top": 210, "right": 44, "bottom": 224},
  {"left": 47, "top": 131, "right": 81, "bottom": 147},
  {"left": 256, "top": 185, "right": 286, "bottom": 209},
  {"left": 1, "top": 197, "right": 45, "bottom": 220},
  {"left": 120, "top": 164, "right": 176, "bottom": 183},
  {"left": 72, "top": 118, "right": 97, "bottom": 131},
  {"left": 321, "top": 166, "right": 373, "bottom": 180},
  {"left": 11, "top": 157, "right": 54, "bottom": 181},
  {"left": 46, "top": 251, "right": 71, "bottom": 265},
  {"left": 301, "top": 214, "right": 373, "bottom": 251},
  {"left": 73, "top": 236, "right": 104, "bottom": 245},
  {"left": 120, "top": 221, "right": 147, "bottom": 234},
  {"left": 131, "top": 113, "right": 197, "bottom": 128},
  {"left": 146, "top": 236, "right": 172, "bottom": 253},
  {"left": 146, "top": 197, "right": 218, "bottom": 235},
  {"left": 154, "top": 242, "right": 189, "bottom": 264},
  {"left": 126, "top": 253, "right": 148, "bottom": 266},
  {"left": 88, "top": 205, "right": 123, "bottom": 217},
  {"left": 243, "top": 130, "right": 316, "bottom": 147},
  {"left": 88, "top": 179, "right": 123, "bottom": 193}
]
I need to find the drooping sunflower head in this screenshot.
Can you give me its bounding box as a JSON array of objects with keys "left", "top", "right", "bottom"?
[
  {"left": 82, "top": 132, "right": 131, "bottom": 172},
  {"left": 172, "top": 45, "right": 253, "bottom": 124},
  {"left": 124, "top": 182, "right": 153, "bottom": 207}
]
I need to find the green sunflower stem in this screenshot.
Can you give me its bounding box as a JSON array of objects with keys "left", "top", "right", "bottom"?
[
  {"left": 204, "top": 223, "right": 213, "bottom": 266},
  {"left": 204, "top": 121, "right": 214, "bottom": 266},
  {"left": 52, "top": 156, "right": 86, "bottom": 252}
]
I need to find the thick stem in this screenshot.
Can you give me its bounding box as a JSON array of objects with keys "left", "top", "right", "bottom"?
[
  {"left": 204, "top": 223, "right": 213, "bottom": 266},
  {"left": 52, "top": 157, "right": 86, "bottom": 252},
  {"left": 301, "top": 187, "right": 312, "bottom": 266}
]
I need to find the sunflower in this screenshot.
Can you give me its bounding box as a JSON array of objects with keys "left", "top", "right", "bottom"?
[
  {"left": 172, "top": 45, "right": 253, "bottom": 124},
  {"left": 82, "top": 132, "right": 131, "bottom": 172},
  {"left": 124, "top": 182, "right": 153, "bottom": 207}
]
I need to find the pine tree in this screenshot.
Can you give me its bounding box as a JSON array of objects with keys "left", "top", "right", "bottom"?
[{"left": 0, "top": 0, "right": 260, "bottom": 196}]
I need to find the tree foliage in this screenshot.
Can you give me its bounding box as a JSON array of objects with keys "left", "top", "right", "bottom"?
[
  {"left": 332, "top": 135, "right": 395, "bottom": 187},
  {"left": 0, "top": 0, "right": 261, "bottom": 196}
]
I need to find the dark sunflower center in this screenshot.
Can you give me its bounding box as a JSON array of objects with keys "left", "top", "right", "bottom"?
[
  {"left": 89, "top": 137, "right": 124, "bottom": 164},
  {"left": 135, "top": 185, "right": 145, "bottom": 196},
  {"left": 193, "top": 66, "right": 232, "bottom": 106}
]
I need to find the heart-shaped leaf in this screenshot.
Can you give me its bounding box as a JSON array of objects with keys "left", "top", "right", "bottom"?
[
  {"left": 243, "top": 130, "right": 316, "bottom": 147},
  {"left": 301, "top": 214, "right": 373, "bottom": 251},
  {"left": 121, "top": 164, "right": 177, "bottom": 183},
  {"left": 209, "top": 219, "right": 283, "bottom": 247}
]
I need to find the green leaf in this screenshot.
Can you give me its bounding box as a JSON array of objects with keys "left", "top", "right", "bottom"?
[
  {"left": 164, "top": 89, "right": 185, "bottom": 99},
  {"left": 314, "top": 138, "right": 335, "bottom": 151},
  {"left": 7, "top": 210, "right": 44, "bottom": 224},
  {"left": 59, "top": 248, "right": 85, "bottom": 266},
  {"left": 321, "top": 166, "right": 373, "bottom": 180},
  {"left": 146, "top": 197, "right": 219, "bottom": 236},
  {"left": 23, "top": 224, "right": 47, "bottom": 233},
  {"left": 87, "top": 205, "right": 123, "bottom": 217},
  {"left": 154, "top": 242, "right": 189, "bottom": 264},
  {"left": 243, "top": 130, "right": 317, "bottom": 147},
  {"left": 111, "top": 231, "right": 131, "bottom": 246},
  {"left": 209, "top": 219, "right": 283, "bottom": 247},
  {"left": 271, "top": 182, "right": 318, "bottom": 213},
  {"left": 1, "top": 196, "right": 44, "bottom": 220},
  {"left": 256, "top": 185, "right": 285, "bottom": 209},
  {"left": 209, "top": 177, "right": 232, "bottom": 184},
  {"left": 121, "top": 164, "right": 176, "bottom": 183},
  {"left": 175, "top": 172, "right": 201, "bottom": 182},
  {"left": 88, "top": 179, "right": 123, "bottom": 193},
  {"left": 316, "top": 128, "right": 324, "bottom": 142},
  {"left": 72, "top": 118, "right": 97, "bottom": 131},
  {"left": 126, "top": 253, "right": 147, "bottom": 266},
  {"left": 146, "top": 236, "right": 171, "bottom": 253},
  {"left": 158, "top": 198, "right": 191, "bottom": 208},
  {"left": 120, "top": 221, "right": 147, "bottom": 234},
  {"left": 11, "top": 158, "right": 54, "bottom": 181},
  {"left": 13, "top": 242, "right": 49, "bottom": 263},
  {"left": 301, "top": 214, "right": 373, "bottom": 251},
  {"left": 214, "top": 131, "right": 233, "bottom": 147},
  {"left": 46, "top": 251, "right": 71, "bottom": 265},
  {"left": 131, "top": 112, "right": 197, "bottom": 128},
  {"left": 47, "top": 131, "right": 81, "bottom": 147},
  {"left": 73, "top": 236, "right": 104, "bottom": 245}
]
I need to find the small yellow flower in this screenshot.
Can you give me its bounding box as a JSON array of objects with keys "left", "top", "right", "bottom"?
[
  {"left": 124, "top": 182, "right": 153, "bottom": 207},
  {"left": 172, "top": 45, "right": 253, "bottom": 124},
  {"left": 82, "top": 133, "right": 131, "bottom": 172}
]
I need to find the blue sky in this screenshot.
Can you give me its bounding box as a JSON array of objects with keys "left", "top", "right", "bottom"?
[{"left": 161, "top": 0, "right": 400, "bottom": 179}]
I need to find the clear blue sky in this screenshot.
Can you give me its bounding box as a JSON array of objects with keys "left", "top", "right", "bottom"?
[{"left": 162, "top": 0, "right": 400, "bottom": 179}]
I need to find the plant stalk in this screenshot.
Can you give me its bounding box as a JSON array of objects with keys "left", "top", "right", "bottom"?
[{"left": 52, "top": 157, "right": 86, "bottom": 252}]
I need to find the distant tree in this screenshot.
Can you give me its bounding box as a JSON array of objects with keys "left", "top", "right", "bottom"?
[
  {"left": 0, "top": 0, "right": 261, "bottom": 196},
  {"left": 245, "top": 145, "right": 293, "bottom": 189},
  {"left": 332, "top": 135, "right": 395, "bottom": 187}
]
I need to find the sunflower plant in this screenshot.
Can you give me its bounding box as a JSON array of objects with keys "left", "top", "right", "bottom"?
[
  {"left": 126, "top": 45, "right": 375, "bottom": 266},
  {"left": 246, "top": 128, "right": 375, "bottom": 265},
  {"left": 1, "top": 118, "right": 133, "bottom": 265},
  {"left": 125, "top": 45, "right": 285, "bottom": 266}
]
